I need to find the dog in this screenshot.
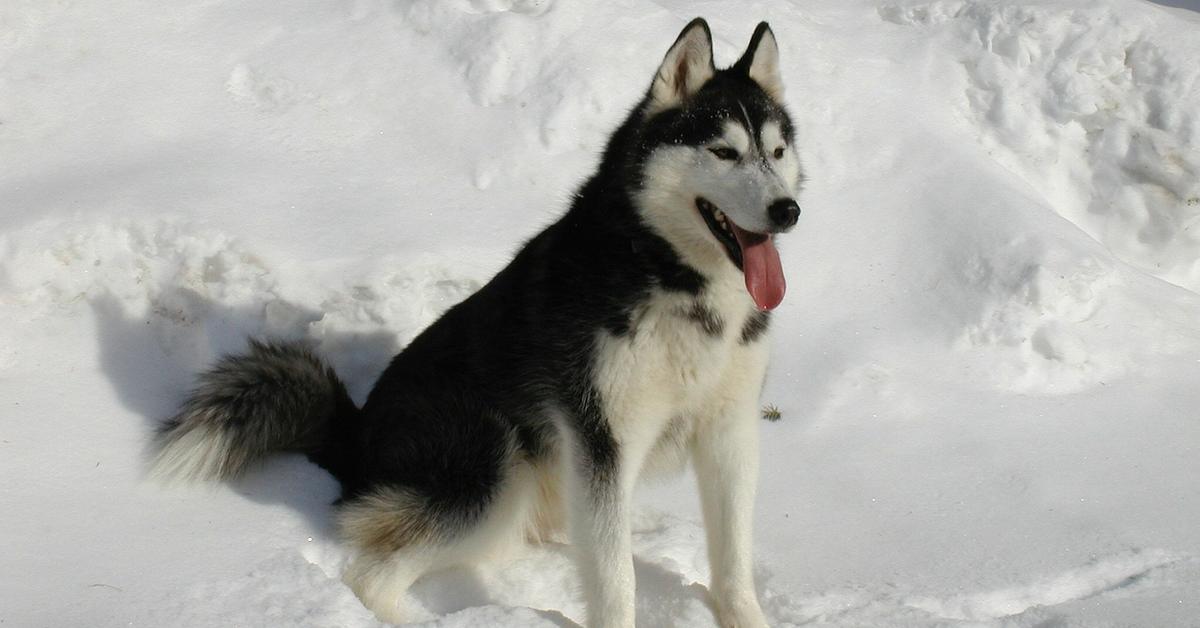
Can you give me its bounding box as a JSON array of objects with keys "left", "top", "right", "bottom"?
[{"left": 152, "top": 18, "right": 802, "bottom": 628}]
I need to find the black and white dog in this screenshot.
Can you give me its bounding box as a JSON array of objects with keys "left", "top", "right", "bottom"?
[{"left": 153, "top": 18, "right": 802, "bottom": 628}]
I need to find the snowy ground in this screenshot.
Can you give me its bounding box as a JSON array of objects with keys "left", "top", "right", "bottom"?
[{"left": 3, "top": 0, "right": 1200, "bottom": 626}]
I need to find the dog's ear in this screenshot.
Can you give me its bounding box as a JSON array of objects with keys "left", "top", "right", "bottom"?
[
  {"left": 648, "top": 18, "right": 716, "bottom": 115},
  {"left": 734, "top": 22, "right": 784, "bottom": 100}
]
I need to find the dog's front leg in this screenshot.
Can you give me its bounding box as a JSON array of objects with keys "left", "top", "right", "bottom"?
[
  {"left": 693, "top": 403, "right": 769, "bottom": 628},
  {"left": 566, "top": 428, "right": 636, "bottom": 628}
]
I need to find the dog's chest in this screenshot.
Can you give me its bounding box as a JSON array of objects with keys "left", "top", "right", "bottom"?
[{"left": 591, "top": 287, "right": 766, "bottom": 421}]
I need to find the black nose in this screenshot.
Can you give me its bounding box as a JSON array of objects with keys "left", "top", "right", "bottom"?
[{"left": 768, "top": 199, "right": 801, "bottom": 229}]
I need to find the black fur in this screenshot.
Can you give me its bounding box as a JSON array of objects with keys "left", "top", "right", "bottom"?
[
  {"left": 154, "top": 20, "right": 793, "bottom": 536},
  {"left": 740, "top": 310, "right": 771, "bottom": 345},
  {"left": 154, "top": 340, "right": 356, "bottom": 479},
  {"left": 687, "top": 302, "right": 725, "bottom": 338}
]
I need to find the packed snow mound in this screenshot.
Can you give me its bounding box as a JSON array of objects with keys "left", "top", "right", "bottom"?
[
  {"left": 883, "top": 0, "right": 1200, "bottom": 292},
  {"left": 0, "top": 218, "right": 487, "bottom": 400},
  {"left": 955, "top": 240, "right": 1126, "bottom": 393}
]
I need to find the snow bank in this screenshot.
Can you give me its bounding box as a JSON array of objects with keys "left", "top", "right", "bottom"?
[{"left": 883, "top": 0, "right": 1200, "bottom": 291}]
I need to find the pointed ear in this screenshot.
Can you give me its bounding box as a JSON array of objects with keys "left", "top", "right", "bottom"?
[
  {"left": 648, "top": 18, "right": 716, "bottom": 115},
  {"left": 734, "top": 22, "right": 784, "bottom": 100}
]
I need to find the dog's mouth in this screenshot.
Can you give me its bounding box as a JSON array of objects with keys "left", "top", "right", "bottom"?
[
  {"left": 695, "top": 197, "right": 786, "bottom": 311},
  {"left": 696, "top": 197, "right": 746, "bottom": 269}
]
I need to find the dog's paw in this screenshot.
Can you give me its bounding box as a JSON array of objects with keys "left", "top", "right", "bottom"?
[{"left": 714, "top": 592, "right": 769, "bottom": 628}]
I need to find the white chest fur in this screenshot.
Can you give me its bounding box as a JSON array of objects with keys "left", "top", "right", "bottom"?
[{"left": 589, "top": 274, "right": 770, "bottom": 474}]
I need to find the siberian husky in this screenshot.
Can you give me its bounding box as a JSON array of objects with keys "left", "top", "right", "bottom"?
[{"left": 153, "top": 18, "right": 803, "bottom": 628}]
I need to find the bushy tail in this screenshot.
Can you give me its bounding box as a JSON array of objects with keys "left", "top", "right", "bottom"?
[{"left": 150, "top": 339, "right": 357, "bottom": 483}]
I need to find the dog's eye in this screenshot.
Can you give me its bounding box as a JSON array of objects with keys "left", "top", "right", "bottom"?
[
  {"left": 773, "top": 147, "right": 785, "bottom": 160},
  {"left": 709, "top": 147, "right": 739, "bottom": 161}
]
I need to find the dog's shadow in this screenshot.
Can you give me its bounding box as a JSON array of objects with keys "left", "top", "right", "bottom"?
[
  {"left": 409, "top": 565, "right": 579, "bottom": 627},
  {"left": 90, "top": 288, "right": 399, "bottom": 535},
  {"left": 409, "top": 546, "right": 722, "bottom": 628}
]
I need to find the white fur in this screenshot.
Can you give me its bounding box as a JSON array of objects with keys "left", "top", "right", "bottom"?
[
  {"left": 691, "top": 342, "right": 770, "bottom": 628},
  {"left": 759, "top": 120, "right": 804, "bottom": 191},
  {"left": 649, "top": 21, "right": 715, "bottom": 115},
  {"left": 149, "top": 424, "right": 235, "bottom": 483},
  {"left": 344, "top": 543, "right": 437, "bottom": 624},
  {"left": 719, "top": 121, "right": 752, "bottom": 156},
  {"left": 746, "top": 27, "right": 784, "bottom": 100},
  {"left": 345, "top": 458, "right": 541, "bottom": 623},
  {"left": 574, "top": 271, "right": 770, "bottom": 628},
  {"left": 637, "top": 139, "right": 802, "bottom": 272}
]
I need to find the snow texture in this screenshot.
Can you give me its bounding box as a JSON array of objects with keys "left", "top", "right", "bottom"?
[{"left": 3, "top": 0, "right": 1200, "bottom": 626}]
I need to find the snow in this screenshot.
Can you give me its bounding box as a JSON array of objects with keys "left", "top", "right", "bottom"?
[{"left": 3, "top": 0, "right": 1200, "bottom": 626}]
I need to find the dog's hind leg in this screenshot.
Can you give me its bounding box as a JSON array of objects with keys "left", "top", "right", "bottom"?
[
  {"left": 338, "top": 460, "right": 539, "bottom": 624},
  {"left": 338, "top": 487, "right": 441, "bottom": 624}
]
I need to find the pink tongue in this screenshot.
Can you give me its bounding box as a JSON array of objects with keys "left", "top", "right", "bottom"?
[{"left": 732, "top": 226, "right": 786, "bottom": 310}]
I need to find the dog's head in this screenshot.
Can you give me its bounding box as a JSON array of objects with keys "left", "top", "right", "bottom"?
[{"left": 632, "top": 19, "right": 802, "bottom": 311}]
